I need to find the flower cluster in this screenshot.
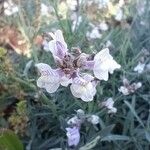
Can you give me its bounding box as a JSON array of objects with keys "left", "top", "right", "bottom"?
[
  {"left": 66, "top": 109, "right": 99, "bottom": 147},
  {"left": 101, "top": 98, "right": 117, "bottom": 114},
  {"left": 36, "top": 30, "right": 120, "bottom": 101}
]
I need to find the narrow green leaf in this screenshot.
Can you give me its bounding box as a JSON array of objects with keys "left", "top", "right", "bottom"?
[
  {"left": 145, "top": 130, "right": 150, "bottom": 142},
  {"left": 79, "top": 136, "right": 100, "bottom": 150},
  {"left": 101, "top": 135, "right": 130, "bottom": 141},
  {"left": 124, "top": 101, "right": 145, "bottom": 127},
  {"left": 99, "top": 124, "right": 115, "bottom": 138}
]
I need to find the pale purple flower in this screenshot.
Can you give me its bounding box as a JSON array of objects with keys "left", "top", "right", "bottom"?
[
  {"left": 118, "top": 86, "right": 129, "bottom": 95},
  {"left": 134, "top": 62, "right": 145, "bottom": 74},
  {"left": 70, "top": 74, "right": 97, "bottom": 102},
  {"left": 102, "top": 98, "right": 117, "bottom": 114},
  {"left": 118, "top": 78, "right": 142, "bottom": 95},
  {"left": 66, "top": 127, "right": 80, "bottom": 147},
  {"left": 36, "top": 30, "right": 121, "bottom": 102},
  {"left": 93, "top": 48, "right": 121, "bottom": 81},
  {"left": 87, "top": 115, "right": 99, "bottom": 124}
]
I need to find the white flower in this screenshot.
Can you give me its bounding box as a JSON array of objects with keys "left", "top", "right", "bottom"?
[
  {"left": 93, "top": 48, "right": 121, "bottom": 81},
  {"left": 48, "top": 30, "right": 68, "bottom": 59},
  {"left": 66, "top": 127, "right": 80, "bottom": 147},
  {"left": 115, "top": 8, "right": 123, "bottom": 21},
  {"left": 70, "top": 75, "right": 96, "bottom": 102},
  {"left": 41, "top": 3, "right": 49, "bottom": 16},
  {"left": 99, "top": 22, "right": 109, "bottom": 31},
  {"left": 87, "top": 115, "right": 99, "bottom": 124},
  {"left": 86, "top": 27, "right": 102, "bottom": 39},
  {"left": 105, "top": 40, "right": 112, "bottom": 47},
  {"left": 4, "top": 0, "right": 18, "bottom": 16},
  {"left": 134, "top": 62, "right": 145, "bottom": 74},
  {"left": 67, "top": 116, "right": 81, "bottom": 125},
  {"left": 102, "top": 98, "right": 117, "bottom": 114},
  {"left": 134, "top": 82, "right": 142, "bottom": 90},
  {"left": 118, "top": 86, "right": 129, "bottom": 95}
]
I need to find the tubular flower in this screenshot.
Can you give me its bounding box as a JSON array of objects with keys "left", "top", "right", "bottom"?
[
  {"left": 70, "top": 75, "right": 97, "bottom": 102},
  {"left": 93, "top": 48, "right": 121, "bottom": 81},
  {"left": 102, "top": 98, "right": 117, "bottom": 114},
  {"left": 66, "top": 126, "right": 80, "bottom": 147}
]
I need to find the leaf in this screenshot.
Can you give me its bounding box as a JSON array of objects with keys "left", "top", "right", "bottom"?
[
  {"left": 124, "top": 101, "right": 144, "bottom": 127},
  {"left": 79, "top": 136, "right": 100, "bottom": 150},
  {"left": 0, "top": 129, "right": 24, "bottom": 150},
  {"left": 99, "top": 124, "right": 115, "bottom": 138},
  {"left": 145, "top": 130, "right": 150, "bottom": 142},
  {"left": 101, "top": 135, "right": 130, "bottom": 141}
]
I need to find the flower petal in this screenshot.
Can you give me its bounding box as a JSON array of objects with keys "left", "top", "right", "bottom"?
[
  {"left": 93, "top": 48, "right": 120, "bottom": 80},
  {"left": 71, "top": 76, "right": 96, "bottom": 102},
  {"left": 70, "top": 84, "right": 86, "bottom": 98},
  {"left": 94, "top": 48, "right": 113, "bottom": 63},
  {"left": 36, "top": 63, "right": 60, "bottom": 93},
  {"left": 66, "top": 127, "right": 80, "bottom": 147},
  {"left": 60, "top": 75, "right": 72, "bottom": 87},
  {"left": 94, "top": 67, "right": 109, "bottom": 81},
  {"left": 36, "top": 63, "right": 55, "bottom": 76},
  {"left": 48, "top": 30, "right": 68, "bottom": 59},
  {"left": 55, "top": 30, "right": 67, "bottom": 49},
  {"left": 37, "top": 76, "right": 60, "bottom": 93}
]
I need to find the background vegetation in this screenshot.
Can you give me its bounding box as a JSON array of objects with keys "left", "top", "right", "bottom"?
[{"left": 0, "top": 0, "right": 150, "bottom": 149}]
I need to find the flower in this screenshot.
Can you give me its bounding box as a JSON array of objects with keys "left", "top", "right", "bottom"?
[
  {"left": 118, "top": 86, "right": 129, "bottom": 95},
  {"left": 99, "top": 22, "right": 109, "bottom": 31},
  {"left": 87, "top": 115, "right": 99, "bottom": 124},
  {"left": 86, "top": 27, "right": 102, "bottom": 39},
  {"left": 134, "top": 62, "right": 145, "bottom": 74},
  {"left": 36, "top": 30, "right": 121, "bottom": 102},
  {"left": 35, "top": 63, "right": 60, "bottom": 93},
  {"left": 67, "top": 116, "right": 82, "bottom": 126},
  {"left": 4, "top": 0, "right": 18, "bottom": 16},
  {"left": 93, "top": 48, "right": 121, "bottom": 81},
  {"left": 118, "top": 78, "right": 142, "bottom": 95},
  {"left": 102, "top": 98, "right": 117, "bottom": 114},
  {"left": 66, "top": 127, "right": 80, "bottom": 147},
  {"left": 70, "top": 74, "right": 97, "bottom": 102},
  {"left": 115, "top": 8, "right": 123, "bottom": 21}
]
